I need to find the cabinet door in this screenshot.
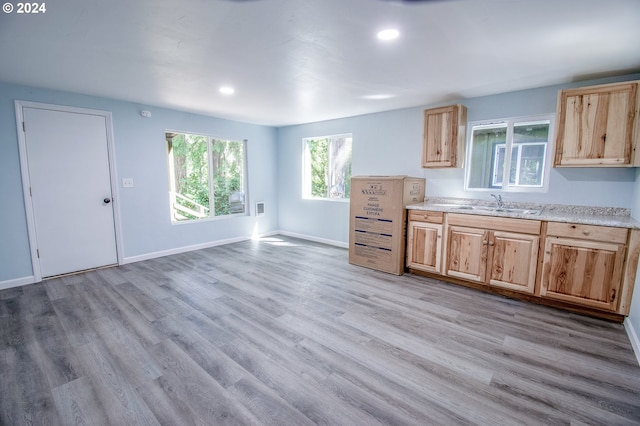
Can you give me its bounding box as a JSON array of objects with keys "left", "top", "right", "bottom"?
[
  {"left": 445, "top": 225, "right": 487, "bottom": 283},
  {"left": 488, "top": 231, "right": 539, "bottom": 294},
  {"left": 555, "top": 82, "right": 637, "bottom": 166},
  {"left": 541, "top": 237, "right": 625, "bottom": 311},
  {"left": 407, "top": 221, "right": 442, "bottom": 273},
  {"left": 422, "top": 104, "right": 466, "bottom": 168}
]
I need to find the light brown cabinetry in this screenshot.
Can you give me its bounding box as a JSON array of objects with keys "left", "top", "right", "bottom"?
[
  {"left": 406, "top": 208, "right": 640, "bottom": 319},
  {"left": 541, "top": 222, "right": 627, "bottom": 312},
  {"left": 489, "top": 231, "right": 540, "bottom": 293},
  {"left": 446, "top": 225, "right": 487, "bottom": 282},
  {"left": 554, "top": 81, "right": 639, "bottom": 167},
  {"left": 422, "top": 104, "right": 467, "bottom": 168},
  {"left": 444, "top": 214, "right": 540, "bottom": 294},
  {"left": 406, "top": 211, "right": 443, "bottom": 273}
]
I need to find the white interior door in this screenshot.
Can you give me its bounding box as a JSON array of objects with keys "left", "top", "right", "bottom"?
[{"left": 21, "top": 105, "right": 118, "bottom": 278}]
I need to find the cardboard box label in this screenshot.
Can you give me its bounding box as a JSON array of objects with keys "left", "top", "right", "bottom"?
[
  {"left": 354, "top": 216, "right": 393, "bottom": 251},
  {"left": 353, "top": 244, "right": 392, "bottom": 263},
  {"left": 408, "top": 183, "right": 422, "bottom": 199}
]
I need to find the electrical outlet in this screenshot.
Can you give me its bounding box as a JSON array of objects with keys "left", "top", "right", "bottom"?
[{"left": 122, "top": 178, "right": 134, "bottom": 188}]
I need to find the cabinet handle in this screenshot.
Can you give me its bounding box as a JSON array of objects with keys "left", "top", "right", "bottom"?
[
  {"left": 611, "top": 289, "right": 616, "bottom": 302},
  {"left": 488, "top": 241, "right": 494, "bottom": 246},
  {"left": 482, "top": 240, "right": 488, "bottom": 245},
  {"left": 582, "top": 230, "right": 590, "bottom": 236}
]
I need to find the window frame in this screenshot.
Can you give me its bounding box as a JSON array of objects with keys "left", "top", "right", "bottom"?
[
  {"left": 301, "top": 133, "right": 353, "bottom": 202},
  {"left": 166, "top": 130, "right": 248, "bottom": 223},
  {"left": 464, "top": 114, "right": 554, "bottom": 193}
]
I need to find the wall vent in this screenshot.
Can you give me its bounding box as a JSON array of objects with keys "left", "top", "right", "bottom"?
[{"left": 256, "top": 202, "right": 265, "bottom": 216}]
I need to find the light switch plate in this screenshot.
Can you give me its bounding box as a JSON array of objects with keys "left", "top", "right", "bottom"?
[{"left": 122, "top": 178, "right": 134, "bottom": 188}]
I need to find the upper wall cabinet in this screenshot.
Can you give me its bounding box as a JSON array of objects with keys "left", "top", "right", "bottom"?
[
  {"left": 422, "top": 104, "right": 467, "bottom": 168},
  {"left": 554, "top": 81, "right": 639, "bottom": 167}
]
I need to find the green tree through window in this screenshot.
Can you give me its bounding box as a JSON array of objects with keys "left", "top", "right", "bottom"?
[
  {"left": 167, "top": 132, "right": 246, "bottom": 221},
  {"left": 303, "top": 134, "right": 352, "bottom": 200}
]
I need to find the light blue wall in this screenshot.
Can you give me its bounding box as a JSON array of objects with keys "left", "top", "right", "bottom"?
[
  {"left": 0, "top": 82, "right": 278, "bottom": 282},
  {"left": 277, "top": 73, "right": 640, "bottom": 244},
  {"left": 425, "top": 76, "right": 639, "bottom": 205},
  {"left": 4, "top": 73, "right": 640, "bottom": 284}
]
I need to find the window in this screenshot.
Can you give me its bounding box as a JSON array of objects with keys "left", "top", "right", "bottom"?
[
  {"left": 166, "top": 131, "right": 247, "bottom": 222},
  {"left": 465, "top": 115, "right": 553, "bottom": 192},
  {"left": 302, "top": 133, "right": 352, "bottom": 200}
]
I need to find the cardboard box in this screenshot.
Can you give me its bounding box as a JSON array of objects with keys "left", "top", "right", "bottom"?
[{"left": 349, "top": 176, "right": 426, "bottom": 275}]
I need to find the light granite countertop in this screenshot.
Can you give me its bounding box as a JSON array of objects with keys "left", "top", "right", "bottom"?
[{"left": 407, "top": 197, "right": 640, "bottom": 229}]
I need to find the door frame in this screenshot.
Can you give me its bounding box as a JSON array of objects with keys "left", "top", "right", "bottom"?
[{"left": 15, "top": 100, "right": 124, "bottom": 282}]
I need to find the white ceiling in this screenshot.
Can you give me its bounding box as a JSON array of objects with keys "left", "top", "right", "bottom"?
[{"left": 1, "top": 0, "right": 639, "bottom": 126}]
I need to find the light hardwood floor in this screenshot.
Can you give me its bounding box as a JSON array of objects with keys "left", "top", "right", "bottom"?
[{"left": 1, "top": 235, "right": 640, "bottom": 425}]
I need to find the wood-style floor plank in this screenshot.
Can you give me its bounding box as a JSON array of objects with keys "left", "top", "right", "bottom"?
[
  {"left": 149, "top": 339, "right": 261, "bottom": 425},
  {"left": 72, "top": 337, "right": 160, "bottom": 425},
  {"left": 51, "top": 376, "right": 110, "bottom": 425},
  {"left": 29, "top": 313, "right": 85, "bottom": 389},
  {"left": 1, "top": 235, "right": 640, "bottom": 425},
  {"left": 0, "top": 343, "right": 62, "bottom": 425}
]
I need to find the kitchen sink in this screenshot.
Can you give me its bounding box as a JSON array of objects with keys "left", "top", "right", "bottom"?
[
  {"left": 430, "top": 204, "right": 541, "bottom": 215},
  {"left": 474, "top": 206, "right": 542, "bottom": 215}
]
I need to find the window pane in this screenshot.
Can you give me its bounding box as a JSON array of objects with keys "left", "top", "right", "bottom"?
[
  {"left": 516, "top": 144, "right": 546, "bottom": 186},
  {"left": 167, "top": 133, "right": 210, "bottom": 221},
  {"left": 465, "top": 116, "right": 551, "bottom": 192},
  {"left": 167, "top": 132, "right": 247, "bottom": 222},
  {"left": 514, "top": 121, "right": 549, "bottom": 143},
  {"left": 211, "top": 139, "right": 245, "bottom": 216},
  {"left": 328, "top": 136, "right": 352, "bottom": 198},
  {"left": 492, "top": 145, "right": 506, "bottom": 187},
  {"left": 513, "top": 121, "right": 549, "bottom": 187},
  {"left": 303, "top": 134, "right": 352, "bottom": 200},
  {"left": 468, "top": 124, "right": 507, "bottom": 189},
  {"left": 508, "top": 146, "right": 519, "bottom": 185},
  {"left": 308, "top": 138, "right": 329, "bottom": 197}
]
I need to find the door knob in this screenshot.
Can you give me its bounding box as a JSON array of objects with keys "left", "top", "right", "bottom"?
[{"left": 104, "top": 198, "right": 111, "bottom": 204}]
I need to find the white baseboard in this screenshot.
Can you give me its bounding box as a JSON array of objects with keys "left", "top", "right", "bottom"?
[
  {"left": 0, "top": 275, "right": 36, "bottom": 291},
  {"left": 124, "top": 230, "right": 346, "bottom": 266},
  {"left": 276, "top": 230, "right": 348, "bottom": 248},
  {"left": 123, "top": 235, "right": 255, "bottom": 264},
  {"left": 624, "top": 318, "right": 640, "bottom": 367}
]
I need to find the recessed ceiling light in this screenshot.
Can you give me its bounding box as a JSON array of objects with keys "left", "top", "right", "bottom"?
[
  {"left": 377, "top": 29, "right": 399, "bottom": 41},
  {"left": 362, "top": 94, "right": 396, "bottom": 100},
  {"left": 219, "top": 86, "right": 235, "bottom": 95}
]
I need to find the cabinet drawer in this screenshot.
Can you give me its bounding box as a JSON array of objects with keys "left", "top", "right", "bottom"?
[
  {"left": 447, "top": 213, "right": 541, "bottom": 235},
  {"left": 546, "top": 222, "right": 627, "bottom": 244},
  {"left": 408, "top": 210, "right": 444, "bottom": 224}
]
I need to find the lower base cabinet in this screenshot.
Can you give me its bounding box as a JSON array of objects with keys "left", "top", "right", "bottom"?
[
  {"left": 407, "top": 222, "right": 442, "bottom": 273},
  {"left": 406, "top": 210, "right": 640, "bottom": 319},
  {"left": 445, "top": 214, "right": 540, "bottom": 294},
  {"left": 541, "top": 223, "right": 627, "bottom": 312},
  {"left": 406, "top": 211, "right": 444, "bottom": 274},
  {"left": 488, "top": 231, "right": 540, "bottom": 293}
]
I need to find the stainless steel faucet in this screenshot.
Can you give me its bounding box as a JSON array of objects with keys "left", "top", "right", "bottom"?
[{"left": 491, "top": 193, "right": 503, "bottom": 208}]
